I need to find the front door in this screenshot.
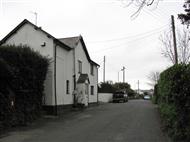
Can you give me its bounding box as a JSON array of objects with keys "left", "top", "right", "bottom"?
[{"left": 85, "top": 83, "right": 89, "bottom": 106}]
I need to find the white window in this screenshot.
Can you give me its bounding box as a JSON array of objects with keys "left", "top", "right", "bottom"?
[
  {"left": 91, "top": 86, "right": 94, "bottom": 95},
  {"left": 90, "top": 64, "right": 94, "bottom": 75},
  {"left": 66, "top": 80, "right": 70, "bottom": 94},
  {"left": 78, "top": 60, "right": 82, "bottom": 73}
]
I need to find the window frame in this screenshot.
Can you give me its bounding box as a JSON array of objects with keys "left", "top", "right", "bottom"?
[
  {"left": 78, "top": 60, "right": 82, "bottom": 74},
  {"left": 90, "top": 86, "right": 94, "bottom": 95},
  {"left": 66, "top": 80, "right": 70, "bottom": 94},
  {"left": 90, "top": 64, "right": 94, "bottom": 75}
]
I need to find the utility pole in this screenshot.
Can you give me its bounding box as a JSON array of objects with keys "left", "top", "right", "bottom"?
[
  {"left": 171, "top": 15, "right": 178, "bottom": 64},
  {"left": 118, "top": 71, "right": 119, "bottom": 82},
  {"left": 103, "top": 56, "right": 105, "bottom": 82},
  {"left": 137, "top": 80, "right": 140, "bottom": 95},
  {"left": 121, "top": 66, "right": 126, "bottom": 83}
]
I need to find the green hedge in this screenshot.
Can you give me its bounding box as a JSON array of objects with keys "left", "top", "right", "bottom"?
[
  {"left": 0, "top": 45, "right": 49, "bottom": 130},
  {"left": 157, "top": 64, "right": 190, "bottom": 141}
]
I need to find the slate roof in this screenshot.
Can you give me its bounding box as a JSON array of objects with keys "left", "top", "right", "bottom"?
[
  {"left": 0, "top": 19, "right": 71, "bottom": 51},
  {"left": 77, "top": 74, "right": 90, "bottom": 84},
  {"left": 59, "top": 36, "right": 99, "bottom": 67},
  {"left": 59, "top": 36, "right": 80, "bottom": 48}
]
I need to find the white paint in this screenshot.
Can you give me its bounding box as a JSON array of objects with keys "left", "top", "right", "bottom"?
[
  {"left": 56, "top": 45, "right": 74, "bottom": 105},
  {"left": 76, "top": 83, "right": 88, "bottom": 106},
  {"left": 98, "top": 93, "right": 113, "bottom": 103},
  {"left": 3, "top": 23, "right": 55, "bottom": 106},
  {"left": 2, "top": 21, "right": 99, "bottom": 107},
  {"left": 74, "top": 41, "right": 98, "bottom": 103}
]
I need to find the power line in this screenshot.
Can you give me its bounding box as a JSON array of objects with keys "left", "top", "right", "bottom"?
[
  {"left": 88, "top": 24, "right": 169, "bottom": 43},
  {"left": 92, "top": 27, "right": 170, "bottom": 54}
]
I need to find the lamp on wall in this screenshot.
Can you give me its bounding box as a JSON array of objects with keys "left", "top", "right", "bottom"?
[{"left": 41, "top": 42, "right": 46, "bottom": 47}]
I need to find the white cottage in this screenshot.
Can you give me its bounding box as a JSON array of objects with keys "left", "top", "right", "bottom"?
[{"left": 0, "top": 19, "right": 99, "bottom": 115}]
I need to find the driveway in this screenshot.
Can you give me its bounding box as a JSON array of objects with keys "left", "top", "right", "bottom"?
[{"left": 0, "top": 100, "right": 170, "bottom": 142}]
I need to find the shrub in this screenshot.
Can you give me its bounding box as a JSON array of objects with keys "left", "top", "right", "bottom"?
[
  {"left": 152, "top": 84, "right": 158, "bottom": 104},
  {"left": 157, "top": 64, "right": 190, "bottom": 141},
  {"left": 0, "top": 45, "right": 49, "bottom": 129}
]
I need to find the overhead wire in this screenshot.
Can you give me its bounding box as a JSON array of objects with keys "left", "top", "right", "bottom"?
[
  {"left": 88, "top": 23, "right": 170, "bottom": 44},
  {"left": 91, "top": 25, "right": 170, "bottom": 54}
]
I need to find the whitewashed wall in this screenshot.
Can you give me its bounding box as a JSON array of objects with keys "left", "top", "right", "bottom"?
[
  {"left": 3, "top": 23, "right": 54, "bottom": 106},
  {"left": 98, "top": 93, "right": 113, "bottom": 103},
  {"left": 2, "top": 23, "right": 99, "bottom": 107},
  {"left": 56, "top": 45, "right": 74, "bottom": 105},
  {"left": 74, "top": 41, "right": 98, "bottom": 103}
]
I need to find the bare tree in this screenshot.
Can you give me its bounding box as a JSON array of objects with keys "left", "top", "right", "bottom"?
[
  {"left": 160, "top": 28, "right": 190, "bottom": 64},
  {"left": 119, "top": 0, "right": 160, "bottom": 18},
  {"left": 147, "top": 71, "right": 160, "bottom": 87},
  {"left": 177, "top": 29, "right": 190, "bottom": 64}
]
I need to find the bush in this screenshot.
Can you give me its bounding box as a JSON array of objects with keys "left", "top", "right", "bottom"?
[
  {"left": 98, "top": 81, "right": 115, "bottom": 93},
  {"left": 152, "top": 84, "right": 158, "bottom": 104},
  {"left": 157, "top": 64, "right": 190, "bottom": 141},
  {"left": 159, "top": 103, "right": 177, "bottom": 134},
  {"left": 0, "top": 45, "right": 49, "bottom": 130}
]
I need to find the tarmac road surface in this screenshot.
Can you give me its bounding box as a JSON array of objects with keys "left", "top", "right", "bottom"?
[{"left": 0, "top": 99, "right": 171, "bottom": 142}]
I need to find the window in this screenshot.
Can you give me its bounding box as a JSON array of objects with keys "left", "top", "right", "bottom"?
[
  {"left": 91, "top": 86, "right": 94, "bottom": 95},
  {"left": 90, "top": 64, "right": 94, "bottom": 75},
  {"left": 78, "top": 60, "right": 82, "bottom": 73},
  {"left": 66, "top": 80, "right": 70, "bottom": 94}
]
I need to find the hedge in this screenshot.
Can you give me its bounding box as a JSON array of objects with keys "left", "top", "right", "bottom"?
[
  {"left": 0, "top": 45, "right": 49, "bottom": 131},
  {"left": 156, "top": 64, "right": 190, "bottom": 141}
]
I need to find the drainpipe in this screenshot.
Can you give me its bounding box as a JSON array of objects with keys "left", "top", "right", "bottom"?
[
  {"left": 73, "top": 45, "right": 77, "bottom": 107},
  {"left": 97, "top": 67, "right": 99, "bottom": 105},
  {"left": 73, "top": 47, "right": 76, "bottom": 90},
  {"left": 88, "top": 84, "right": 89, "bottom": 106},
  {"left": 54, "top": 43, "right": 57, "bottom": 115}
]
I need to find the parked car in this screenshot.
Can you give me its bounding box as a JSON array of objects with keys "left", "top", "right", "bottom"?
[
  {"left": 143, "top": 95, "right": 151, "bottom": 100},
  {"left": 113, "top": 91, "right": 128, "bottom": 103}
]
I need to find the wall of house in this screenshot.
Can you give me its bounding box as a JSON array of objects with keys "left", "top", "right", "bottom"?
[
  {"left": 56, "top": 45, "right": 74, "bottom": 105},
  {"left": 88, "top": 67, "right": 98, "bottom": 103},
  {"left": 74, "top": 41, "right": 98, "bottom": 104},
  {"left": 3, "top": 23, "right": 55, "bottom": 106}
]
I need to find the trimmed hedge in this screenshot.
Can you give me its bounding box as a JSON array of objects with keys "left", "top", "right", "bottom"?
[
  {"left": 157, "top": 64, "right": 190, "bottom": 141},
  {"left": 0, "top": 45, "right": 49, "bottom": 130}
]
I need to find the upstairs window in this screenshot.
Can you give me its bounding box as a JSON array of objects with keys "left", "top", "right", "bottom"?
[
  {"left": 78, "top": 60, "right": 82, "bottom": 73},
  {"left": 90, "top": 64, "right": 94, "bottom": 75},
  {"left": 91, "top": 86, "right": 94, "bottom": 95},
  {"left": 66, "top": 80, "right": 70, "bottom": 94}
]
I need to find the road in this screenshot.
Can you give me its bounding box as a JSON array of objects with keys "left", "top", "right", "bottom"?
[{"left": 0, "top": 100, "right": 171, "bottom": 142}]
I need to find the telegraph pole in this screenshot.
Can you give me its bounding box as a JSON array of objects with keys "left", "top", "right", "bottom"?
[
  {"left": 137, "top": 80, "right": 140, "bottom": 95},
  {"left": 118, "top": 71, "right": 120, "bottom": 82},
  {"left": 171, "top": 15, "right": 178, "bottom": 64},
  {"left": 103, "top": 56, "right": 105, "bottom": 82},
  {"left": 121, "top": 66, "right": 126, "bottom": 83}
]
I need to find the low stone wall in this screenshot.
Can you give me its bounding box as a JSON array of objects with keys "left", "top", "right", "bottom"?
[{"left": 98, "top": 93, "right": 113, "bottom": 103}]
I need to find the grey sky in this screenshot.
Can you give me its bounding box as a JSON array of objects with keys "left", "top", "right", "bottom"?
[{"left": 0, "top": 0, "right": 185, "bottom": 90}]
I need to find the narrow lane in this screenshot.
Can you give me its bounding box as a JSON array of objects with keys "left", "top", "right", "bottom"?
[{"left": 0, "top": 100, "right": 171, "bottom": 142}]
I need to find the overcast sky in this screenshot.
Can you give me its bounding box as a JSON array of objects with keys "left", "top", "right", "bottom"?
[{"left": 0, "top": 0, "right": 185, "bottom": 90}]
